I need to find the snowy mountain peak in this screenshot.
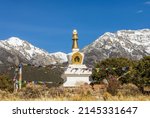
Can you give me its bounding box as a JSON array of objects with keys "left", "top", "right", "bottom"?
[
  {"left": 82, "top": 29, "right": 150, "bottom": 66},
  {"left": 0, "top": 29, "right": 149, "bottom": 66},
  {"left": 0, "top": 37, "right": 67, "bottom": 66},
  {"left": 5, "top": 37, "right": 25, "bottom": 46}
]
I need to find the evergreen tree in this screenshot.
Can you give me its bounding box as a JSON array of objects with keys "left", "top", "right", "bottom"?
[
  {"left": 92, "top": 58, "right": 134, "bottom": 84},
  {"left": 132, "top": 56, "right": 150, "bottom": 88}
]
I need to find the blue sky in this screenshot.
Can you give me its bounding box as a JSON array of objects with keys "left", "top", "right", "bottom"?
[{"left": 0, "top": 0, "right": 150, "bottom": 53}]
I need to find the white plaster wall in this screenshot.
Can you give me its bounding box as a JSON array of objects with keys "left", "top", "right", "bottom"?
[{"left": 63, "top": 76, "right": 90, "bottom": 87}]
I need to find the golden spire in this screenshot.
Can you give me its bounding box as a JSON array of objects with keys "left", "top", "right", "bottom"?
[{"left": 72, "top": 29, "right": 79, "bottom": 49}]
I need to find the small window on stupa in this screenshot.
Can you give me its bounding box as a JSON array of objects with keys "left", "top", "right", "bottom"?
[{"left": 74, "top": 56, "right": 80, "bottom": 62}]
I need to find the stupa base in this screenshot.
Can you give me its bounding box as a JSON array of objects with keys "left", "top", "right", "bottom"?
[{"left": 63, "top": 76, "right": 90, "bottom": 87}]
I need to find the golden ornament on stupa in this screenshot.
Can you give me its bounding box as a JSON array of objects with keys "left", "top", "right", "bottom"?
[{"left": 72, "top": 29, "right": 79, "bottom": 49}]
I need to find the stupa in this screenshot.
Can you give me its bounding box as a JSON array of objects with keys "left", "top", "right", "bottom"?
[{"left": 62, "top": 29, "right": 92, "bottom": 87}]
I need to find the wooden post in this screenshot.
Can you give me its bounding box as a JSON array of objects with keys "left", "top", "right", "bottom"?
[{"left": 18, "top": 63, "right": 22, "bottom": 90}]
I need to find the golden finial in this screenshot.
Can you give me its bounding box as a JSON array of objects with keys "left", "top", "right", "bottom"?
[{"left": 72, "top": 29, "right": 79, "bottom": 49}]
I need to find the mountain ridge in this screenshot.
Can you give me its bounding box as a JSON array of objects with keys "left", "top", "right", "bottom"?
[
  {"left": 0, "top": 29, "right": 150, "bottom": 66},
  {"left": 0, "top": 37, "right": 67, "bottom": 66},
  {"left": 82, "top": 29, "right": 150, "bottom": 66}
]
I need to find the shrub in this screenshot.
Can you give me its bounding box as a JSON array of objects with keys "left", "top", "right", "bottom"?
[
  {"left": 107, "top": 77, "right": 121, "bottom": 96},
  {"left": 103, "top": 92, "right": 112, "bottom": 101},
  {"left": 92, "top": 58, "right": 134, "bottom": 84},
  {"left": 0, "top": 74, "right": 13, "bottom": 92},
  {"left": 92, "top": 56, "right": 150, "bottom": 93},
  {"left": 132, "top": 56, "right": 150, "bottom": 89},
  {"left": 119, "top": 83, "right": 141, "bottom": 96},
  {"left": 20, "top": 83, "right": 48, "bottom": 99}
]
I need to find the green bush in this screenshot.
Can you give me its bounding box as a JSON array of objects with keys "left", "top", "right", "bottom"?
[
  {"left": 92, "top": 58, "right": 134, "bottom": 84},
  {"left": 132, "top": 56, "right": 150, "bottom": 89},
  {"left": 92, "top": 56, "right": 150, "bottom": 93}
]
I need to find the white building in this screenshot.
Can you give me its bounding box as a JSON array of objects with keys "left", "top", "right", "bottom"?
[{"left": 62, "top": 30, "right": 92, "bottom": 87}]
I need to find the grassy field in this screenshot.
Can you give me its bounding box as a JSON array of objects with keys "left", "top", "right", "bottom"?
[{"left": 0, "top": 83, "right": 150, "bottom": 101}]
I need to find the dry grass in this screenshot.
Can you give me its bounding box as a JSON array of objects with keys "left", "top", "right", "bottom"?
[{"left": 0, "top": 83, "right": 150, "bottom": 101}]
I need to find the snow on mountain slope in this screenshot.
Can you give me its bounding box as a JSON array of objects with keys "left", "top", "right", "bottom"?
[
  {"left": 82, "top": 29, "right": 150, "bottom": 65},
  {"left": 50, "top": 52, "right": 68, "bottom": 62},
  {"left": 0, "top": 37, "right": 67, "bottom": 65},
  {"left": 0, "top": 29, "right": 150, "bottom": 66}
]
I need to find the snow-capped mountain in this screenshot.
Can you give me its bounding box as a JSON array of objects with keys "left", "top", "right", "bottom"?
[
  {"left": 82, "top": 29, "right": 150, "bottom": 66},
  {"left": 0, "top": 37, "right": 67, "bottom": 65},
  {"left": 0, "top": 29, "right": 150, "bottom": 66}
]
